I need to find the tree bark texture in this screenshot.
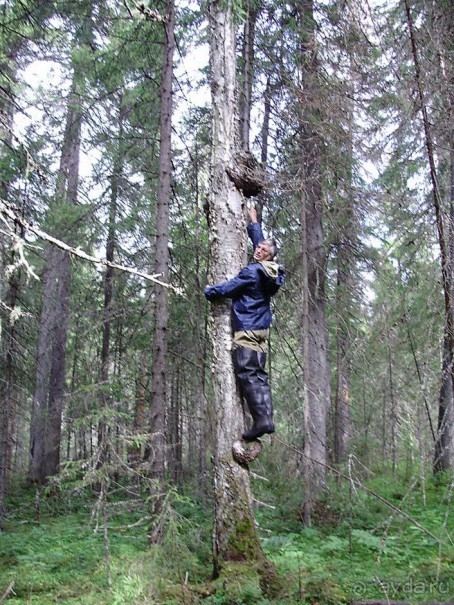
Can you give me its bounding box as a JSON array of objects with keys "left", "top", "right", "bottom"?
[
  {"left": 148, "top": 0, "right": 175, "bottom": 543},
  {"left": 0, "top": 46, "right": 20, "bottom": 526},
  {"left": 297, "top": 0, "right": 330, "bottom": 524},
  {"left": 98, "top": 105, "right": 124, "bottom": 457},
  {"left": 238, "top": 0, "right": 259, "bottom": 151},
  {"left": 208, "top": 0, "right": 263, "bottom": 574}
]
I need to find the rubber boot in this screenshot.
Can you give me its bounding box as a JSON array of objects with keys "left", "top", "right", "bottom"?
[{"left": 233, "top": 346, "right": 275, "bottom": 441}]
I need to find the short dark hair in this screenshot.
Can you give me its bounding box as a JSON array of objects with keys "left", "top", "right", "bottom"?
[{"left": 262, "top": 237, "right": 277, "bottom": 259}]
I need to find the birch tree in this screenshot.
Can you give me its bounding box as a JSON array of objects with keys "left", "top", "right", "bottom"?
[{"left": 207, "top": 0, "right": 263, "bottom": 573}]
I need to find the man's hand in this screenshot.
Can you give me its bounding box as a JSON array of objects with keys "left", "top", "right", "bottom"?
[{"left": 248, "top": 206, "right": 258, "bottom": 223}]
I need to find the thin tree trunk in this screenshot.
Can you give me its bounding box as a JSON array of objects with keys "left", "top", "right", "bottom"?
[
  {"left": 148, "top": 0, "right": 175, "bottom": 543},
  {"left": 239, "top": 0, "right": 259, "bottom": 151},
  {"left": 98, "top": 105, "right": 123, "bottom": 458},
  {"left": 297, "top": 0, "right": 330, "bottom": 525},
  {"left": 333, "top": 266, "right": 351, "bottom": 465},
  {"left": 192, "top": 123, "right": 209, "bottom": 491},
  {"left": 435, "top": 145, "right": 454, "bottom": 471},
  {"left": 130, "top": 357, "right": 148, "bottom": 467},
  {"left": 404, "top": 0, "right": 454, "bottom": 471},
  {"left": 388, "top": 343, "right": 397, "bottom": 475},
  {"left": 0, "top": 47, "right": 20, "bottom": 526},
  {"left": 333, "top": 93, "right": 354, "bottom": 465}
]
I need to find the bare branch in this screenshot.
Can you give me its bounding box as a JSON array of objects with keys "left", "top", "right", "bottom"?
[
  {"left": 0, "top": 200, "right": 183, "bottom": 295},
  {"left": 123, "top": 0, "right": 166, "bottom": 22},
  {"left": 275, "top": 436, "right": 448, "bottom": 547},
  {"left": 0, "top": 582, "right": 15, "bottom": 604}
]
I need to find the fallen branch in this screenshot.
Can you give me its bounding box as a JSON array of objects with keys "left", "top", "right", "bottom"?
[
  {"left": 0, "top": 581, "right": 15, "bottom": 604},
  {"left": 252, "top": 497, "right": 276, "bottom": 510},
  {"left": 0, "top": 200, "right": 183, "bottom": 295},
  {"left": 274, "top": 437, "right": 448, "bottom": 547}
]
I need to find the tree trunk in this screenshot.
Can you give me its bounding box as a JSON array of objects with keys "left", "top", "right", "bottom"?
[
  {"left": 333, "top": 260, "right": 351, "bottom": 465},
  {"left": 208, "top": 0, "right": 263, "bottom": 574},
  {"left": 29, "top": 73, "right": 83, "bottom": 483},
  {"left": 332, "top": 90, "right": 354, "bottom": 465},
  {"left": 98, "top": 104, "right": 124, "bottom": 458},
  {"left": 297, "top": 0, "right": 330, "bottom": 525},
  {"left": 238, "top": 0, "right": 259, "bottom": 151},
  {"left": 388, "top": 342, "right": 397, "bottom": 475},
  {"left": 148, "top": 0, "right": 175, "bottom": 543},
  {"left": 404, "top": 0, "right": 454, "bottom": 471},
  {"left": 130, "top": 357, "right": 148, "bottom": 467},
  {"left": 0, "top": 44, "right": 21, "bottom": 527},
  {"left": 433, "top": 1, "right": 454, "bottom": 469},
  {"left": 435, "top": 145, "right": 454, "bottom": 471}
]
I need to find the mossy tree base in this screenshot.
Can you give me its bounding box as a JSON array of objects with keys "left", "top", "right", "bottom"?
[
  {"left": 199, "top": 560, "right": 286, "bottom": 602},
  {"left": 213, "top": 452, "right": 263, "bottom": 577}
]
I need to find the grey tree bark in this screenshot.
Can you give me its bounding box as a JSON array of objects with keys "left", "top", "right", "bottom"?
[
  {"left": 148, "top": 0, "right": 175, "bottom": 543},
  {"left": 297, "top": 0, "right": 330, "bottom": 525},
  {"left": 208, "top": 0, "right": 263, "bottom": 574},
  {"left": 238, "top": 0, "right": 259, "bottom": 152}
]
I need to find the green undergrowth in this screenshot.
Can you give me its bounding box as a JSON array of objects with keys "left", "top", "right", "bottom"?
[{"left": 0, "top": 470, "right": 453, "bottom": 604}]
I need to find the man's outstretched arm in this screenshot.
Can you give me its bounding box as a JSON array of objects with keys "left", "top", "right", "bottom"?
[
  {"left": 247, "top": 206, "right": 264, "bottom": 250},
  {"left": 204, "top": 266, "right": 256, "bottom": 301}
]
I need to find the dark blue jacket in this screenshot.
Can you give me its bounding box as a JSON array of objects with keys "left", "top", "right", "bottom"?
[{"left": 204, "top": 223, "right": 284, "bottom": 331}]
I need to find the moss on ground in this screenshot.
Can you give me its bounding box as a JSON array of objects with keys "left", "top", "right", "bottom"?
[{"left": 1, "top": 473, "right": 453, "bottom": 604}]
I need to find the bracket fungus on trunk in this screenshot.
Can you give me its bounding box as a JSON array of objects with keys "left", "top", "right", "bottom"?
[
  {"left": 232, "top": 439, "right": 263, "bottom": 465},
  {"left": 226, "top": 151, "right": 265, "bottom": 198}
]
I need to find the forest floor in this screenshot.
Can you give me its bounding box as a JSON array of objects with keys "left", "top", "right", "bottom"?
[{"left": 0, "top": 469, "right": 453, "bottom": 604}]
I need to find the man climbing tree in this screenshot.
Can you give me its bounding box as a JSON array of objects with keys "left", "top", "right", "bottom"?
[
  {"left": 205, "top": 206, "right": 284, "bottom": 441},
  {"left": 207, "top": 0, "right": 267, "bottom": 573}
]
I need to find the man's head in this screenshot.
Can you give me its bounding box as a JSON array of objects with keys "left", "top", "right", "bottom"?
[{"left": 253, "top": 238, "right": 277, "bottom": 262}]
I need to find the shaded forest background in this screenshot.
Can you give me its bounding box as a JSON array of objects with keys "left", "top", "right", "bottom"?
[{"left": 0, "top": 0, "right": 453, "bottom": 602}]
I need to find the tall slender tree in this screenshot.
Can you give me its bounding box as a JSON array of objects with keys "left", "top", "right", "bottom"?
[
  {"left": 148, "top": 0, "right": 175, "bottom": 543},
  {"left": 296, "top": 0, "right": 330, "bottom": 524},
  {"left": 401, "top": 0, "right": 454, "bottom": 471}
]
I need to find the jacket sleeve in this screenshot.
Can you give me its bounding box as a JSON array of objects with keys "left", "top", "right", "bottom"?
[
  {"left": 204, "top": 266, "right": 256, "bottom": 301},
  {"left": 247, "top": 222, "right": 265, "bottom": 250}
]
